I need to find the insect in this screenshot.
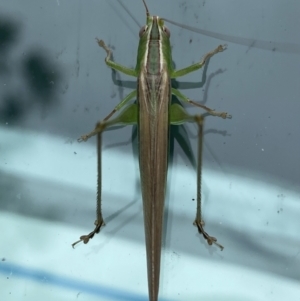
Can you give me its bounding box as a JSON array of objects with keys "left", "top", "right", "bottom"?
[{"left": 72, "top": 0, "right": 231, "bottom": 300}]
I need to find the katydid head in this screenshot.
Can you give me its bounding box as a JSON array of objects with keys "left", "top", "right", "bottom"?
[
  {"left": 139, "top": 17, "right": 170, "bottom": 40},
  {"left": 139, "top": 0, "right": 170, "bottom": 41},
  {"left": 135, "top": 0, "right": 172, "bottom": 72}
]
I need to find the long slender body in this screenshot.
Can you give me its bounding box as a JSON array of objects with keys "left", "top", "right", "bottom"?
[
  {"left": 73, "top": 1, "right": 230, "bottom": 300},
  {"left": 137, "top": 17, "right": 172, "bottom": 299}
]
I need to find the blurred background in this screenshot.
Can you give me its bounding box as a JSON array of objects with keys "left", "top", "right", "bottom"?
[{"left": 0, "top": 0, "right": 299, "bottom": 300}]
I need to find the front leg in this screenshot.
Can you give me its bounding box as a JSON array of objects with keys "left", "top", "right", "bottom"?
[
  {"left": 96, "top": 39, "right": 138, "bottom": 77},
  {"left": 171, "top": 44, "right": 227, "bottom": 78}
]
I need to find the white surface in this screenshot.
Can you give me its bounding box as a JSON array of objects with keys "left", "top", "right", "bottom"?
[{"left": 1, "top": 126, "right": 300, "bottom": 300}]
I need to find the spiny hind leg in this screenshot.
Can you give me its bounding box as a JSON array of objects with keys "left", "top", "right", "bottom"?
[
  {"left": 193, "top": 114, "right": 224, "bottom": 250},
  {"left": 170, "top": 105, "right": 224, "bottom": 250}
]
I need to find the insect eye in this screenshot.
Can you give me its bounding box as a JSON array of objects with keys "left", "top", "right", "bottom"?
[
  {"left": 139, "top": 26, "right": 147, "bottom": 37},
  {"left": 163, "top": 27, "right": 170, "bottom": 37}
]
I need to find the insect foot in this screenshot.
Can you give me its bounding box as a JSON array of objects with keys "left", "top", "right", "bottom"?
[
  {"left": 72, "top": 219, "right": 105, "bottom": 248},
  {"left": 218, "top": 44, "right": 227, "bottom": 52},
  {"left": 221, "top": 112, "right": 232, "bottom": 119},
  {"left": 193, "top": 219, "right": 224, "bottom": 251},
  {"left": 77, "top": 135, "right": 89, "bottom": 142}
]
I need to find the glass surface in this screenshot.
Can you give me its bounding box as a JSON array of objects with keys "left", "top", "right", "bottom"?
[{"left": 1, "top": 0, "right": 299, "bottom": 300}]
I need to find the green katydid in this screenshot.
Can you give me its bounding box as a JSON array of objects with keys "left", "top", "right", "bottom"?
[{"left": 72, "top": 0, "right": 231, "bottom": 300}]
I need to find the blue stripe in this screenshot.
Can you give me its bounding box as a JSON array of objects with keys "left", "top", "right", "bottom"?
[{"left": 0, "top": 262, "right": 173, "bottom": 301}]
